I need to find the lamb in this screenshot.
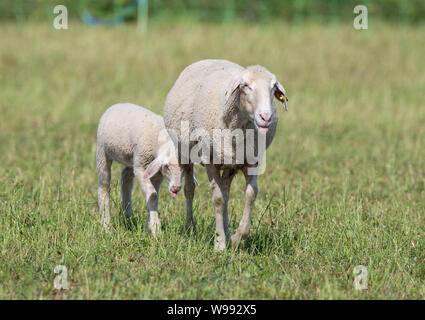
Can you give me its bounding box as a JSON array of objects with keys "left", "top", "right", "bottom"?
[
  {"left": 96, "top": 103, "right": 183, "bottom": 235},
  {"left": 163, "top": 59, "right": 288, "bottom": 250}
]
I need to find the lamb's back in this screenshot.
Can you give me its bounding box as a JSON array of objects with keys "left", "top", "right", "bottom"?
[{"left": 98, "top": 103, "right": 164, "bottom": 166}]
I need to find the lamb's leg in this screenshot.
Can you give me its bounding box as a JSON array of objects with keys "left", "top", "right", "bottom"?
[
  {"left": 148, "top": 176, "right": 163, "bottom": 236},
  {"left": 205, "top": 164, "right": 229, "bottom": 250},
  {"left": 134, "top": 167, "right": 161, "bottom": 237},
  {"left": 184, "top": 164, "right": 196, "bottom": 234},
  {"left": 121, "top": 166, "right": 134, "bottom": 222},
  {"left": 231, "top": 168, "right": 258, "bottom": 249},
  {"left": 96, "top": 147, "right": 112, "bottom": 233}
]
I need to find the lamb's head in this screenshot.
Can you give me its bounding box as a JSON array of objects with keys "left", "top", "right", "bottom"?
[
  {"left": 225, "top": 65, "right": 288, "bottom": 135},
  {"left": 143, "top": 131, "right": 183, "bottom": 198}
]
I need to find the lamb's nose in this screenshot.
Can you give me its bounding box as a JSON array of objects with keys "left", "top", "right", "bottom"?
[
  {"left": 259, "top": 113, "right": 271, "bottom": 123},
  {"left": 171, "top": 186, "right": 181, "bottom": 193}
]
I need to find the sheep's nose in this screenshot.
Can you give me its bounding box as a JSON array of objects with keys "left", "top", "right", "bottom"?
[
  {"left": 259, "top": 113, "right": 271, "bottom": 123},
  {"left": 171, "top": 186, "right": 181, "bottom": 193}
]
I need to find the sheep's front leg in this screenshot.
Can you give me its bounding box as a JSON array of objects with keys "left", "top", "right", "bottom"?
[
  {"left": 231, "top": 169, "right": 258, "bottom": 249},
  {"left": 184, "top": 164, "right": 196, "bottom": 234},
  {"left": 206, "top": 165, "right": 231, "bottom": 250},
  {"left": 134, "top": 168, "right": 162, "bottom": 236}
]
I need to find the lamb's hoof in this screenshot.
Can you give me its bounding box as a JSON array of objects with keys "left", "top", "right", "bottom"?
[
  {"left": 149, "top": 229, "right": 162, "bottom": 238},
  {"left": 146, "top": 221, "right": 162, "bottom": 238},
  {"left": 103, "top": 225, "right": 112, "bottom": 234}
]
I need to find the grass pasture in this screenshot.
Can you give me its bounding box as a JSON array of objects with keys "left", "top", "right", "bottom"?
[{"left": 0, "top": 21, "right": 424, "bottom": 299}]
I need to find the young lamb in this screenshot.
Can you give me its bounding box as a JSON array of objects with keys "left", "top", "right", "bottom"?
[
  {"left": 96, "top": 103, "right": 183, "bottom": 235},
  {"left": 163, "top": 59, "right": 288, "bottom": 250}
]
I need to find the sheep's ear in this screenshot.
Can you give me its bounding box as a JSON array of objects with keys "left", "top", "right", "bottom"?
[
  {"left": 274, "top": 81, "right": 288, "bottom": 111},
  {"left": 224, "top": 76, "right": 241, "bottom": 105},
  {"left": 143, "top": 158, "right": 162, "bottom": 180}
]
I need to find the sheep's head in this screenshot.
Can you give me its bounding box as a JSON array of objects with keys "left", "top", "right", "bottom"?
[
  {"left": 225, "top": 65, "right": 288, "bottom": 135},
  {"left": 143, "top": 132, "right": 183, "bottom": 198}
]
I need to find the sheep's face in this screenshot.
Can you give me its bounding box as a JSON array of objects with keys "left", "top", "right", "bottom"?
[
  {"left": 229, "top": 66, "right": 288, "bottom": 135},
  {"left": 240, "top": 76, "right": 274, "bottom": 135}
]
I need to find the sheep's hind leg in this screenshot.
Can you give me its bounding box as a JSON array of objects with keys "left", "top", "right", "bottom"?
[
  {"left": 97, "top": 148, "right": 112, "bottom": 233},
  {"left": 121, "top": 166, "right": 134, "bottom": 222},
  {"left": 134, "top": 168, "right": 162, "bottom": 237},
  {"left": 184, "top": 164, "right": 196, "bottom": 234},
  {"left": 231, "top": 168, "right": 258, "bottom": 249},
  {"left": 221, "top": 168, "right": 236, "bottom": 245}
]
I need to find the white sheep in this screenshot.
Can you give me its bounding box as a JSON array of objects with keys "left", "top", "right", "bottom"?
[
  {"left": 163, "top": 59, "right": 288, "bottom": 250},
  {"left": 96, "top": 103, "right": 183, "bottom": 235}
]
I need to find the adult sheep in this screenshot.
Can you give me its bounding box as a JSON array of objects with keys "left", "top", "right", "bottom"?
[{"left": 163, "top": 59, "right": 288, "bottom": 250}]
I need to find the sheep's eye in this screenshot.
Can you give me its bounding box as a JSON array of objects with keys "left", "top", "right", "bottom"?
[{"left": 243, "top": 84, "right": 252, "bottom": 91}]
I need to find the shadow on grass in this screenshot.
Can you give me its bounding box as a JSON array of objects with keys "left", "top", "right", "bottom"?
[
  {"left": 243, "top": 226, "right": 295, "bottom": 256},
  {"left": 112, "top": 209, "right": 143, "bottom": 232},
  {"left": 111, "top": 206, "right": 295, "bottom": 256},
  {"left": 179, "top": 217, "right": 295, "bottom": 256}
]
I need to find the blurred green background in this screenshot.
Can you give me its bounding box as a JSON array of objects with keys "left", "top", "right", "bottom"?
[
  {"left": 1, "top": 0, "right": 424, "bottom": 299},
  {"left": 2, "top": 0, "right": 425, "bottom": 25}
]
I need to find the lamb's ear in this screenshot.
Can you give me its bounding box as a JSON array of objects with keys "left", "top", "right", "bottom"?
[
  {"left": 143, "top": 158, "right": 162, "bottom": 180},
  {"left": 274, "top": 81, "right": 288, "bottom": 111}
]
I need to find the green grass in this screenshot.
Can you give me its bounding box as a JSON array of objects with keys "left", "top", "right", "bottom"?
[{"left": 0, "top": 21, "right": 424, "bottom": 299}]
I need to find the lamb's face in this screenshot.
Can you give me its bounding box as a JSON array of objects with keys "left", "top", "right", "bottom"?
[
  {"left": 160, "top": 146, "right": 183, "bottom": 198},
  {"left": 238, "top": 68, "right": 288, "bottom": 135},
  {"left": 143, "top": 131, "right": 183, "bottom": 198}
]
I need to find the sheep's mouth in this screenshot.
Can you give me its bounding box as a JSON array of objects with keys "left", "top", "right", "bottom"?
[{"left": 254, "top": 120, "right": 270, "bottom": 134}]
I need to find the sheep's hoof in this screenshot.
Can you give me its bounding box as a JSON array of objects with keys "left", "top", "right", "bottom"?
[
  {"left": 230, "top": 234, "right": 243, "bottom": 250},
  {"left": 185, "top": 222, "right": 196, "bottom": 236},
  {"left": 214, "top": 237, "right": 226, "bottom": 251}
]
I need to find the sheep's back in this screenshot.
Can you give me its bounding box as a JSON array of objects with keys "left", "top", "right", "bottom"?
[{"left": 164, "top": 59, "right": 244, "bottom": 137}]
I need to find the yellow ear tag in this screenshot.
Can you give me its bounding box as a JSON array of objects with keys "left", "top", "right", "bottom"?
[{"left": 279, "top": 94, "right": 284, "bottom": 101}]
